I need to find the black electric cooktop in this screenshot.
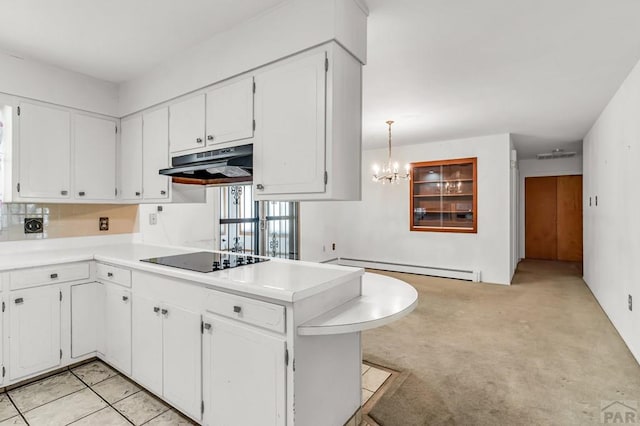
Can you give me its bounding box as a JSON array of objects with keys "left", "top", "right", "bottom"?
[{"left": 140, "top": 251, "right": 268, "bottom": 273}]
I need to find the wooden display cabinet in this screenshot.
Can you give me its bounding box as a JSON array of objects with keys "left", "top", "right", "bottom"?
[{"left": 410, "top": 158, "right": 477, "bottom": 233}]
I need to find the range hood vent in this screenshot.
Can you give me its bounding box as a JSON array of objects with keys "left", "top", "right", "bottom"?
[
  {"left": 536, "top": 149, "right": 577, "bottom": 160},
  {"left": 159, "top": 144, "right": 253, "bottom": 186}
]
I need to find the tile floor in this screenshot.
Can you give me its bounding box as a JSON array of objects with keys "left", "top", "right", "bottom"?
[
  {"left": 0, "top": 360, "right": 194, "bottom": 425},
  {"left": 0, "top": 359, "right": 392, "bottom": 426}
]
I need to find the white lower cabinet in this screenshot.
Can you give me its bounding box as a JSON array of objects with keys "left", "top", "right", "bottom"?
[
  {"left": 202, "top": 314, "right": 286, "bottom": 426},
  {"left": 132, "top": 294, "right": 201, "bottom": 420},
  {"left": 9, "top": 286, "right": 61, "bottom": 381},
  {"left": 70, "top": 282, "right": 103, "bottom": 358},
  {"left": 104, "top": 283, "right": 131, "bottom": 375}
]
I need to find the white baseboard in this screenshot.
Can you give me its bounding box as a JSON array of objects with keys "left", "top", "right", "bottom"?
[{"left": 337, "top": 257, "right": 480, "bottom": 282}]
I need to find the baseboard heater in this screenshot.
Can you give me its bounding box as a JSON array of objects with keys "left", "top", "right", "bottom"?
[{"left": 335, "top": 257, "right": 480, "bottom": 282}]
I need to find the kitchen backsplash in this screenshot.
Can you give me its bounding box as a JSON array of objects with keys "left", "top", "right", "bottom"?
[{"left": 0, "top": 203, "right": 139, "bottom": 241}]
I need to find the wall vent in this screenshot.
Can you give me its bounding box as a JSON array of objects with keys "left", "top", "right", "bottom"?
[{"left": 536, "top": 149, "right": 576, "bottom": 160}]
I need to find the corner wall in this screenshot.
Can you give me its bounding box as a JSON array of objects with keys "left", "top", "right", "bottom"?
[
  {"left": 300, "top": 134, "right": 513, "bottom": 284},
  {"left": 583, "top": 57, "right": 640, "bottom": 361}
]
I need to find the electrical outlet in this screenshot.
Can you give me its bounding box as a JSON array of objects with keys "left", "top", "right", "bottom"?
[
  {"left": 149, "top": 213, "right": 158, "bottom": 225},
  {"left": 629, "top": 295, "right": 633, "bottom": 311},
  {"left": 99, "top": 217, "right": 109, "bottom": 231},
  {"left": 24, "top": 217, "right": 43, "bottom": 234}
]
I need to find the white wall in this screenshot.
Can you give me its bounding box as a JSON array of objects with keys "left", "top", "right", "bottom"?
[
  {"left": 517, "top": 155, "right": 583, "bottom": 259},
  {"left": 0, "top": 50, "right": 118, "bottom": 116},
  {"left": 138, "top": 187, "right": 216, "bottom": 249},
  {"left": 118, "top": 0, "right": 367, "bottom": 116},
  {"left": 583, "top": 57, "right": 640, "bottom": 362},
  {"left": 300, "top": 134, "right": 513, "bottom": 284}
]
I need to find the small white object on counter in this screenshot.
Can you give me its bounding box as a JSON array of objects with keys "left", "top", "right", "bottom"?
[{"left": 297, "top": 272, "right": 418, "bottom": 335}]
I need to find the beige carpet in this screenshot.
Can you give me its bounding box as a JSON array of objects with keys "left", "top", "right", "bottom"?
[{"left": 363, "top": 260, "right": 640, "bottom": 425}]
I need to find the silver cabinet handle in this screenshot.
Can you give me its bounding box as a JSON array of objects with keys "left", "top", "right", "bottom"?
[
  {"left": 160, "top": 190, "right": 167, "bottom": 196},
  {"left": 135, "top": 191, "right": 141, "bottom": 196},
  {"left": 196, "top": 137, "right": 203, "bottom": 143},
  {"left": 256, "top": 184, "right": 264, "bottom": 191},
  {"left": 122, "top": 296, "right": 129, "bottom": 302},
  {"left": 203, "top": 323, "right": 212, "bottom": 331},
  {"left": 207, "top": 135, "right": 214, "bottom": 141},
  {"left": 107, "top": 272, "right": 114, "bottom": 278},
  {"left": 50, "top": 273, "right": 58, "bottom": 279},
  {"left": 15, "top": 298, "right": 24, "bottom": 305},
  {"left": 161, "top": 308, "right": 168, "bottom": 315},
  {"left": 153, "top": 306, "right": 160, "bottom": 313},
  {"left": 61, "top": 190, "right": 68, "bottom": 196},
  {"left": 78, "top": 191, "right": 86, "bottom": 197},
  {"left": 233, "top": 305, "right": 242, "bottom": 313}
]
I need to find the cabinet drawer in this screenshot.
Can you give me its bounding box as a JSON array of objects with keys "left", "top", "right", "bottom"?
[
  {"left": 96, "top": 263, "right": 131, "bottom": 287},
  {"left": 205, "top": 291, "right": 285, "bottom": 333},
  {"left": 10, "top": 263, "right": 90, "bottom": 290}
]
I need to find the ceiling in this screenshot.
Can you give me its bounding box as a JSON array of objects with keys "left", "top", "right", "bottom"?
[
  {"left": 363, "top": 0, "right": 640, "bottom": 157},
  {"left": 0, "top": 0, "right": 287, "bottom": 82},
  {"left": 2, "top": 0, "right": 640, "bottom": 158}
]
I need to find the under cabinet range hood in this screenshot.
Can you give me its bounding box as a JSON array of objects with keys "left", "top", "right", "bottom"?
[{"left": 159, "top": 144, "right": 253, "bottom": 186}]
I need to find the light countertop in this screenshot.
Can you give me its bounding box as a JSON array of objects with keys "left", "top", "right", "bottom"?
[{"left": 0, "top": 243, "right": 363, "bottom": 302}]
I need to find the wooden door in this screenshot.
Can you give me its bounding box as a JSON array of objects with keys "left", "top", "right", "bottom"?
[
  {"left": 557, "top": 175, "right": 583, "bottom": 261},
  {"left": 525, "top": 177, "right": 558, "bottom": 260},
  {"left": 74, "top": 114, "right": 117, "bottom": 200}
]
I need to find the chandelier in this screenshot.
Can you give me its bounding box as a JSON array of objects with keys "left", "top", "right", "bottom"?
[{"left": 372, "top": 120, "right": 410, "bottom": 184}]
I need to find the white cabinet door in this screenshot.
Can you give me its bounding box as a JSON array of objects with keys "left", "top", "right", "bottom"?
[
  {"left": 18, "top": 102, "right": 71, "bottom": 199},
  {"left": 202, "top": 315, "right": 286, "bottom": 426},
  {"left": 96, "top": 282, "right": 106, "bottom": 356},
  {"left": 253, "top": 51, "right": 326, "bottom": 196},
  {"left": 71, "top": 282, "right": 101, "bottom": 358},
  {"left": 163, "top": 304, "right": 201, "bottom": 420},
  {"left": 74, "top": 114, "right": 117, "bottom": 200},
  {"left": 132, "top": 293, "right": 163, "bottom": 396},
  {"left": 104, "top": 284, "right": 131, "bottom": 375},
  {"left": 143, "top": 108, "right": 170, "bottom": 200},
  {"left": 169, "top": 95, "right": 205, "bottom": 153},
  {"left": 119, "top": 116, "right": 143, "bottom": 201},
  {"left": 205, "top": 77, "right": 254, "bottom": 146},
  {"left": 9, "top": 286, "right": 61, "bottom": 380}
]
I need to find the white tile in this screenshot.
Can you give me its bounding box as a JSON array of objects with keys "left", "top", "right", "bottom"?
[
  {"left": 0, "top": 416, "right": 27, "bottom": 425},
  {"left": 92, "top": 375, "right": 141, "bottom": 404},
  {"left": 362, "top": 367, "right": 391, "bottom": 392},
  {"left": 361, "top": 364, "right": 370, "bottom": 375},
  {"left": 362, "top": 389, "right": 374, "bottom": 405},
  {"left": 69, "top": 407, "right": 130, "bottom": 426},
  {"left": 8, "top": 371, "right": 86, "bottom": 412},
  {"left": 23, "top": 388, "right": 107, "bottom": 425},
  {"left": 145, "top": 409, "right": 197, "bottom": 425},
  {"left": 72, "top": 360, "right": 118, "bottom": 386},
  {"left": 113, "top": 391, "right": 169, "bottom": 425},
  {"left": 0, "top": 394, "right": 19, "bottom": 422}
]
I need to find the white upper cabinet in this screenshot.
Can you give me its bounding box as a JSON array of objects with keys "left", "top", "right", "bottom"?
[
  {"left": 205, "top": 77, "right": 254, "bottom": 146},
  {"left": 73, "top": 114, "right": 117, "bottom": 200},
  {"left": 18, "top": 102, "right": 71, "bottom": 199},
  {"left": 253, "top": 50, "right": 327, "bottom": 197},
  {"left": 119, "top": 116, "right": 143, "bottom": 201},
  {"left": 169, "top": 95, "right": 205, "bottom": 153},
  {"left": 253, "top": 43, "right": 362, "bottom": 201},
  {"left": 143, "top": 107, "right": 170, "bottom": 200}
]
